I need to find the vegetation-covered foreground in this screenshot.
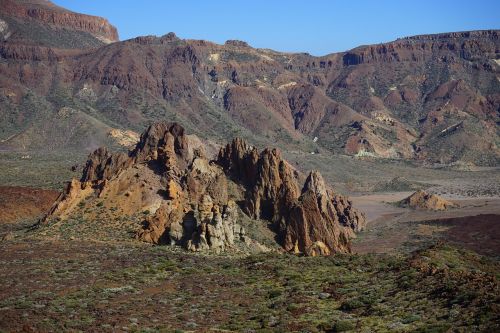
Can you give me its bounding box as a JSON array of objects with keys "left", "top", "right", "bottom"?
[{"left": 0, "top": 239, "right": 498, "bottom": 332}]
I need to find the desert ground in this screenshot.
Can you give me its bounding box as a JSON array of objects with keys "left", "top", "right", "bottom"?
[
  {"left": 351, "top": 193, "right": 500, "bottom": 255},
  {"left": 0, "top": 150, "right": 498, "bottom": 332}
]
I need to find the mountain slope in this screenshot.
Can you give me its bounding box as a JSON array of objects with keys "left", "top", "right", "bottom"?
[
  {"left": 0, "top": 0, "right": 498, "bottom": 166},
  {"left": 0, "top": 0, "right": 118, "bottom": 47}
]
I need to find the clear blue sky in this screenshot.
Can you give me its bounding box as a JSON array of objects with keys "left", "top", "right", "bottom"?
[{"left": 53, "top": 0, "right": 500, "bottom": 56}]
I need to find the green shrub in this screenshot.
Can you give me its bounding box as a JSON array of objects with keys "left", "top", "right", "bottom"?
[
  {"left": 413, "top": 323, "right": 452, "bottom": 333},
  {"left": 268, "top": 289, "right": 283, "bottom": 299},
  {"left": 402, "top": 314, "right": 421, "bottom": 323},
  {"left": 340, "top": 298, "right": 364, "bottom": 311},
  {"left": 333, "top": 320, "right": 355, "bottom": 332}
]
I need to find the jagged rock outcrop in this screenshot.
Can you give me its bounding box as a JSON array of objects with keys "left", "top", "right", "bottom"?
[
  {"left": 218, "top": 138, "right": 366, "bottom": 255},
  {"left": 284, "top": 171, "right": 365, "bottom": 255},
  {"left": 43, "top": 122, "right": 247, "bottom": 253},
  {"left": 42, "top": 122, "right": 365, "bottom": 255},
  {"left": 80, "top": 147, "right": 130, "bottom": 182},
  {"left": 40, "top": 178, "right": 94, "bottom": 224},
  {"left": 399, "top": 190, "right": 456, "bottom": 211}
]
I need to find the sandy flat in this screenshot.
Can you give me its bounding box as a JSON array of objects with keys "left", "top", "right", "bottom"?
[{"left": 351, "top": 192, "right": 500, "bottom": 255}]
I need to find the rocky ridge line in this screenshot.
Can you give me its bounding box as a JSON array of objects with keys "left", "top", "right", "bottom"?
[{"left": 41, "top": 122, "right": 366, "bottom": 255}]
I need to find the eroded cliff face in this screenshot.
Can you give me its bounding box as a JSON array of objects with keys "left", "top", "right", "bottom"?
[
  {"left": 41, "top": 122, "right": 365, "bottom": 255},
  {"left": 0, "top": 0, "right": 119, "bottom": 44},
  {"left": 341, "top": 31, "right": 499, "bottom": 66}
]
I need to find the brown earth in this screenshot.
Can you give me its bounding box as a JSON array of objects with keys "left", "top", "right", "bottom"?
[
  {"left": 0, "top": 186, "right": 59, "bottom": 224},
  {"left": 352, "top": 192, "right": 500, "bottom": 256},
  {"left": 427, "top": 214, "right": 500, "bottom": 257}
]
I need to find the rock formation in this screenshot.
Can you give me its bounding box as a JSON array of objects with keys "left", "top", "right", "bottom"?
[
  {"left": 41, "top": 122, "right": 246, "bottom": 253},
  {"left": 41, "top": 122, "right": 366, "bottom": 255},
  {"left": 218, "top": 138, "right": 366, "bottom": 255},
  {"left": 399, "top": 190, "right": 456, "bottom": 211}
]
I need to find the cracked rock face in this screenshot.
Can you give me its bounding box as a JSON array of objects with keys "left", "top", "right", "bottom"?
[
  {"left": 186, "top": 197, "right": 245, "bottom": 253},
  {"left": 218, "top": 139, "right": 366, "bottom": 255},
  {"left": 284, "top": 171, "right": 365, "bottom": 255},
  {"left": 44, "top": 122, "right": 247, "bottom": 253},
  {"left": 43, "top": 122, "right": 365, "bottom": 255}
]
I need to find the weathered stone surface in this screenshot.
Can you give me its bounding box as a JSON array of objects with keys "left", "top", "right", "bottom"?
[
  {"left": 283, "top": 171, "right": 365, "bottom": 255},
  {"left": 43, "top": 122, "right": 365, "bottom": 255},
  {"left": 136, "top": 201, "right": 183, "bottom": 244},
  {"left": 0, "top": 0, "right": 119, "bottom": 43},
  {"left": 186, "top": 198, "right": 244, "bottom": 253},
  {"left": 217, "top": 139, "right": 366, "bottom": 255},
  {"left": 399, "top": 190, "right": 456, "bottom": 211},
  {"left": 217, "top": 137, "right": 259, "bottom": 187},
  {"left": 39, "top": 178, "right": 94, "bottom": 224},
  {"left": 80, "top": 147, "right": 130, "bottom": 182}
]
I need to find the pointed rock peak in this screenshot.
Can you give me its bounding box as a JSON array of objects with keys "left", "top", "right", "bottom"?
[
  {"left": 261, "top": 147, "right": 281, "bottom": 159},
  {"left": 302, "top": 170, "right": 327, "bottom": 196},
  {"left": 217, "top": 137, "right": 259, "bottom": 186},
  {"left": 80, "top": 147, "right": 129, "bottom": 182},
  {"left": 132, "top": 121, "right": 188, "bottom": 160},
  {"left": 138, "top": 121, "right": 185, "bottom": 145},
  {"left": 230, "top": 137, "right": 253, "bottom": 152}
]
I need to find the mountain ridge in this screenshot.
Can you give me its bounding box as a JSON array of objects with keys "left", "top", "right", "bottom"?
[{"left": 0, "top": 0, "right": 498, "bottom": 167}]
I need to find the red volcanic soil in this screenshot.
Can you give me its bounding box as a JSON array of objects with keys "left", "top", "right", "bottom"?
[
  {"left": 0, "top": 186, "right": 59, "bottom": 224},
  {"left": 431, "top": 214, "right": 500, "bottom": 257}
]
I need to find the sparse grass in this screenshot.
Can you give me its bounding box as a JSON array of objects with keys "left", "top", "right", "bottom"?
[
  {"left": 0, "top": 151, "right": 85, "bottom": 190},
  {"left": 1, "top": 238, "right": 497, "bottom": 332}
]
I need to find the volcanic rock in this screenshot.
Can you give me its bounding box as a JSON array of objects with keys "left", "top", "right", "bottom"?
[
  {"left": 42, "top": 122, "right": 365, "bottom": 255},
  {"left": 1, "top": 4, "right": 497, "bottom": 166},
  {"left": 399, "top": 190, "right": 456, "bottom": 211},
  {"left": 0, "top": 0, "right": 119, "bottom": 44},
  {"left": 42, "top": 122, "right": 247, "bottom": 252},
  {"left": 218, "top": 139, "right": 366, "bottom": 254},
  {"left": 283, "top": 171, "right": 365, "bottom": 255}
]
